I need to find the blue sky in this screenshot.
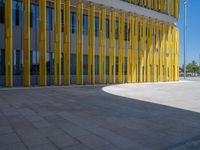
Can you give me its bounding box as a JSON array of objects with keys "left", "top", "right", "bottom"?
[{"left": 177, "top": 0, "right": 200, "bottom": 66}]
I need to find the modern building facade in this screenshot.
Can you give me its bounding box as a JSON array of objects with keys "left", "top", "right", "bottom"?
[{"left": 0, "top": 0, "right": 180, "bottom": 87}]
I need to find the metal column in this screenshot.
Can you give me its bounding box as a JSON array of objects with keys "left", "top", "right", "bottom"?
[
  {"left": 54, "top": 0, "right": 61, "bottom": 85},
  {"left": 118, "top": 11, "right": 125, "bottom": 84},
  {"left": 132, "top": 15, "right": 138, "bottom": 83},
  {"left": 63, "top": 0, "right": 70, "bottom": 85},
  {"left": 159, "top": 23, "right": 165, "bottom": 81},
  {"left": 177, "top": 28, "right": 180, "bottom": 81},
  {"left": 99, "top": 7, "right": 106, "bottom": 84},
  {"left": 127, "top": 14, "right": 132, "bottom": 83},
  {"left": 171, "top": 25, "right": 175, "bottom": 81},
  {"left": 147, "top": 0, "right": 152, "bottom": 9},
  {"left": 147, "top": 19, "right": 153, "bottom": 82},
  {"left": 88, "top": 4, "right": 95, "bottom": 84},
  {"left": 160, "top": 0, "right": 165, "bottom": 13},
  {"left": 109, "top": 10, "right": 116, "bottom": 84},
  {"left": 139, "top": 17, "right": 147, "bottom": 82},
  {"left": 165, "top": 24, "right": 170, "bottom": 81},
  {"left": 165, "top": 0, "right": 169, "bottom": 15},
  {"left": 39, "top": 0, "right": 46, "bottom": 86},
  {"left": 139, "top": 0, "right": 143, "bottom": 7},
  {"left": 170, "top": 0, "right": 174, "bottom": 17},
  {"left": 23, "top": 0, "right": 30, "bottom": 87},
  {"left": 153, "top": 0, "right": 158, "bottom": 11},
  {"left": 76, "top": 2, "right": 83, "bottom": 85},
  {"left": 153, "top": 21, "right": 159, "bottom": 82},
  {"left": 5, "top": 0, "right": 13, "bottom": 87},
  {"left": 169, "top": 25, "right": 173, "bottom": 81}
]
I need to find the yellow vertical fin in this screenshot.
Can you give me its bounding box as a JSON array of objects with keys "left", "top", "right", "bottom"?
[
  {"left": 133, "top": 15, "right": 138, "bottom": 83},
  {"left": 118, "top": 12, "right": 125, "bottom": 84},
  {"left": 88, "top": 4, "right": 95, "bottom": 84},
  {"left": 63, "top": 0, "right": 70, "bottom": 85},
  {"left": 76, "top": 2, "right": 83, "bottom": 85},
  {"left": 5, "top": 0, "right": 13, "bottom": 87},
  {"left": 39, "top": 0, "right": 46, "bottom": 86},
  {"left": 99, "top": 7, "right": 106, "bottom": 84},
  {"left": 23, "top": 0, "right": 31, "bottom": 87},
  {"left": 54, "top": 0, "right": 61, "bottom": 85},
  {"left": 147, "top": 19, "right": 153, "bottom": 82},
  {"left": 109, "top": 10, "right": 116, "bottom": 84}
]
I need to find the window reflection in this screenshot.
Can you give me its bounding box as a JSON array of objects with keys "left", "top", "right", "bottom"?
[
  {"left": 31, "top": 50, "right": 39, "bottom": 75},
  {"left": 0, "top": 49, "right": 5, "bottom": 75},
  {"left": 12, "top": 0, "right": 22, "bottom": 26},
  {"left": 71, "top": 12, "right": 76, "bottom": 34},
  {"left": 30, "top": 3, "right": 39, "bottom": 29},
  {"left": 13, "top": 49, "right": 22, "bottom": 75},
  {"left": 0, "top": 0, "right": 5, "bottom": 24},
  {"left": 83, "top": 15, "right": 88, "bottom": 35}
]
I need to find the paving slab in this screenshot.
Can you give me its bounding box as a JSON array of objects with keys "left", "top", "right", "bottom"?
[
  {"left": 48, "top": 134, "right": 79, "bottom": 149},
  {"left": 0, "top": 142, "right": 27, "bottom": 150}
]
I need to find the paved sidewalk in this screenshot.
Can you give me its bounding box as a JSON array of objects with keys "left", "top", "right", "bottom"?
[{"left": 0, "top": 79, "right": 200, "bottom": 150}]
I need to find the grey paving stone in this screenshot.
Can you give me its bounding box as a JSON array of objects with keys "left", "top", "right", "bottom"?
[
  {"left": 7, "top": 115, "right": 35, "bottom": 130},
  {"left": 16, "top": 127, "right": 42, "bottom": 138},
  {"left": 77, "top": 134, "right": 109, "bottom": 149},
  {"left": 2, "top": 109, "right": 20, "bottom": 116},
  {"left": 31, "top": 120, "right": 52, "bottom": 129},
  {"left": 84, "top": 124, "right": 144, "bottom": 149},
  {"left": 96, "top": 144, "right": 121, "bottom": 150},
  {"left": 0, "top": 126, "right": 13, "bottom": 135},
  {"left": 21, "top": 135, "right": 49, "bottom": 147},
  {"left": 61, "top": 144, "right": 91, "bottom": 150},
  {"left": 0, "top": 133, "right": 21, "bottom": 146},
  {"left": 0, "top": 142, "right": 27, "bottom": 150},
  {"left": 61, "top": 123, "right": 90, "bottom": 137},
  {"left": 18, "top": 108, "right": 36, "bottom": 116},
  {"left": 29, "top": 143, "right": 58, "bottom": 150},
  {"left": 0, "top": 118, "right": 9, "bottom": 126},
  {"left": 44, "top": 115, "right": 70, "bottom": 128},
  {"left": 38, "top": 127, "right": 64, "bottom": 137},
  {"left": 48, "top": 133, "right": 79, "bottom": 148}
]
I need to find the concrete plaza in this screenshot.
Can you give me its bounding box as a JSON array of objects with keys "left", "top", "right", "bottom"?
[{"left": 0, "top": 78, "right": 200, "bottom": 150}]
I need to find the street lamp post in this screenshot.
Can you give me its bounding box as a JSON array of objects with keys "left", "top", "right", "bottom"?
[{"left": 184, "top": 0, "right": 187, "bottom": 79}]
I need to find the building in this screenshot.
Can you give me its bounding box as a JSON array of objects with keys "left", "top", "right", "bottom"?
[{"left": 0, "top": 0, "right": 180, "bottom": 87}]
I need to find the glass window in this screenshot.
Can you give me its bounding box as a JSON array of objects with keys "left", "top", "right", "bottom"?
[
  {"left": 0, "top": 49, "right": 5, "bottom": 75},
  {"left": 12, "top": 0, "right": 22, "bottom": 26},
  {"left": 83, "top": 54, "right": 88, "bottom": 75},
  {"left": 61, "top": 52, "right": 63, "bottom": 75},
  {"left": 116, "top": 56, "right": 118, "bottom": 75},
  {"left": 30, "top": 4, "right": 33, "bottom": 27},
  {"left": 13, "top": 49, "right": 22, "bottom": 75},
  {"left": 70, "top": 54, "right": 76, "bottom": 75},
  {"left": 31, "top": 50, "right": 39, "bottom": 75},
  {"left": 30, "top": 3, "right": 39, "bottom": 29},
  {"left": 71, "top": 12, "right": 76, "bottom": 34},
  {"left": 125, "top": 22, "right": 127, "bottom": 41},
  {"left": 46, "top": 7, "right": 53, "bottom": 31},
  {"left": 106, "top": 56, "right": 109, "bottom": 75},
  {"left": 83, "top": 15, "right": 88, "bottom": 35},
  {"left": 61, "top": 9, "right": 64, "bottom": 32},
  {"left": 0, "top": 0, "right": 5, "bottom": 24},
  {"left": 115, "top": 20, "right": 118, "bottom": 39},
  {"left": 95, "top": 55, "right": 99, "bottom": 75},
  {"left": 95, "top": 17, "right": 99, "bottom": 37},
  {"left": 48, "top": 52, "right": 54, "bottom": 75},
  {"left": 106, "top": 19, "right": 109, "bottom": 38},
  {"left": 124, "top": 57, "right": 127, "bottom": 75}
]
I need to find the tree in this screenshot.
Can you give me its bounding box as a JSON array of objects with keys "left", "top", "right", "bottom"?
[{"left": 186, "top": 60, "right": 199, "bottom": 74}]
